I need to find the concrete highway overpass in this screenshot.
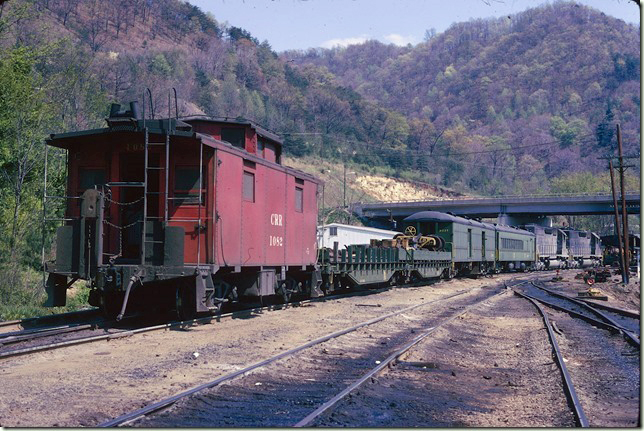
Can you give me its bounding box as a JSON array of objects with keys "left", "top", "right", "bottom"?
[{"left": 353, "top": 192, "right": 641, "bottom": 227}]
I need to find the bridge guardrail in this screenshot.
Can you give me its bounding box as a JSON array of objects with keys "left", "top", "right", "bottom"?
[{"left": 355, "top": 191, "right": 641, "bottom": 206}]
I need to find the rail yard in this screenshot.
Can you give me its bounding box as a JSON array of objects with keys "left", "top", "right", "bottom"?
[
  {"left": 0, "top": 0, "right": 640, "bottom": 427},
  {"left": 0, "top": 102, "right": 638, "bottom": 428},
  {"left": 0, "top": 270, "right": 638, "bottom": 427}
]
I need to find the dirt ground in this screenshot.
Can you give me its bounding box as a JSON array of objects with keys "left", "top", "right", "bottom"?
[
  {"left": 542, "top": 268, "right": 640, "bottom": 312},
  {"left": 312, "top": 291, "right": 576, "bottom": 427},
  {"left": 0, "top": 270, "right": 638, "bottom": 427},
  {"left": 0, "top": 275, "right": 500, "bottom": 427}
]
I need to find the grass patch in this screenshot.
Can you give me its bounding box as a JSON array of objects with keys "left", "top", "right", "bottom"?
[{"left": 0, "top": 264, "right": 95, "bottom": 321}]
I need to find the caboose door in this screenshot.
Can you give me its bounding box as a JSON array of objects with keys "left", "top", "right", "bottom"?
[{"left": 168, "top": 145, "right": 212, "bottom": 266}]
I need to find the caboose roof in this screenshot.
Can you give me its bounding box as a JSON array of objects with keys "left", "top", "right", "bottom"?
[
  {"left": 46, "top": 118, "right": 195, "bottom": 149},
  {"left": 181, "top": 116, "right": 283, "bottom": 145},
  {"left": 46, "top": 117, "right": 322, "bottom": 186}
]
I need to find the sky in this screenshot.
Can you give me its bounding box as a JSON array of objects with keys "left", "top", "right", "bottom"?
[{"left": 187, "top": 0, "right": 640, "bottom": 52}]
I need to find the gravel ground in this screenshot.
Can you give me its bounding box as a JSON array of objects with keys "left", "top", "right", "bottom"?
[
  {"left": 132, "top": 284, "right": 502, "bottom": 427},
  {"left": 542, "top": 305, "right": 640, "bottom": 426},
  {"left": 0, "top": 275, "right": 506, "bottom": 427},
  {"left": 0, "top": 270, "right": 637, "bottom": 428},
  {"left": 312, "top": 291, "right": 576, "bottom": 427}
]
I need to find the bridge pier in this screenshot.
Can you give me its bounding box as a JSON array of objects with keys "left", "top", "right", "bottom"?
[{"left": 497, "top": 214, "right": 553, "bottom": 227}]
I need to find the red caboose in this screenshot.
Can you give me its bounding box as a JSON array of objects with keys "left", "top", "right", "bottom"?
[{"left": 44, "top": 102, "right": 322, "bottom": 318}]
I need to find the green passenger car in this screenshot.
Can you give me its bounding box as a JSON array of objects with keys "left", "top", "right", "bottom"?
[{"left": 403, "top": 211, "right": 536, "bottom": 275}]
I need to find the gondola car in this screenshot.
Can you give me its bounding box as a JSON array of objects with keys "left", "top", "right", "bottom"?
[
  {"left": 521, "top": 224, "right": 569, "bottom": 270},
  {"left": 43, "top": 102, "right": 322, "bottom": 318}
]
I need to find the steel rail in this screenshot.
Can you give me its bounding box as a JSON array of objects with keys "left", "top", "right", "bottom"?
[
  {"left": 515, "top": 292, "right": 639, "bottom": 348},
  {"left": 0, "top": 308, "right": 100, "bottom": 330},
  {"left": 0, "top": 323, "right": 96, "bottom": 345},
  {"left": 514, "top": 290, "right": 589, "bottom": 427},
  {"left": 0, "top": 285, "right": 389, "bottom": 359},
  {"left": 575, "top": 298, "right": 640, "bottom": 319},
  {"left": 293, "top": 289, "right": 510, "bottom": 427},
  {"left": 0, "top": 280, "right": 437, "bottom": 360},
  {"left": 0, "top": 319, "right": 23, "bottom": 328},
  {"left": 99, "top": 287, "right": 481, "bottom": 427},
  {"left": 531, "top": 281, "right": 640, "bottom": 346}
]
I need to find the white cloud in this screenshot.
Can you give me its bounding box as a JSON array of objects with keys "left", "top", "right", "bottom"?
[
  {"left": 383, "top": 33, "right": 417, "bottom": 46},
  {"left": 320, "top": 34, "right": 370, "bottom": 49}
]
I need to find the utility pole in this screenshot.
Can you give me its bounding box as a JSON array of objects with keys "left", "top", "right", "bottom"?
[
  {"left": 343, "top": 162, "right": 347, "bottom": 224},
  {"left": 609, "top": 160, "right": 627, "bottom": 284},
  {"left": 616, "top": 124, "right": 630, "bottom": 283}
]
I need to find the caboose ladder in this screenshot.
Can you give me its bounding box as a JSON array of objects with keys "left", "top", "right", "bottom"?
[{"left": 141, "top": 126, "right": 170, "bottom": 265}]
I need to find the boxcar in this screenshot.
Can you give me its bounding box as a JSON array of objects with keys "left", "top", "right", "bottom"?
[{"left": 44, "top": 102, "right": 322, "bottom": 318}]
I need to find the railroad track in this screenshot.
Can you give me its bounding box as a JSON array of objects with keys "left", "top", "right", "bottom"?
[
  {"left": 514, "top": 281, "right": 639, "bottom": 347},
  {"left": 514, "top": 290, "right": 589, "bottom": 427},
  {"left": 0, "top": 308, "right": 101, "bottom": 333},
  {"left": 513, "top": 282, "right": 640, "bottom": 427},
  {"left": 0, "top": 281, "right": 429, "bottom": 360},
  {"left": 99, "top": 278, "right": 526, "bottom": 427}
]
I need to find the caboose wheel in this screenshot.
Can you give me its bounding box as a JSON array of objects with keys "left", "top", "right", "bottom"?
[
  {"left": 276, "top": 281, "right": 291, "bottom": 303},
  {"left": 276, "top": 279, "right": 299, "bottom": 303}
]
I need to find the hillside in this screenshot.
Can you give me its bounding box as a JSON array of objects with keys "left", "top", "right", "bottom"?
[
  {"left": 2, "top": 0, "right": 638, "bottom": 197},
  {"left": 287, "top": 3, "right": 640, "bottom": 192},
  {"left": 0, "top": 0, "right": 639, "bottom": 313}
]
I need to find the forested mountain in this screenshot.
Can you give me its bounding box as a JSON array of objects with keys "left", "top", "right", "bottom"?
[
  {"left": 0, "top": 0, "right": 639, "bottom": 308},
  {"left": 287, "top": 3, "right": 640, "bottom": 193},
  {"left": 3, "top": 1, "right": 639, "bottom": 192}
]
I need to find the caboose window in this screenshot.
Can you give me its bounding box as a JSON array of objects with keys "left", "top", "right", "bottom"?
[
  {"left": 222, "top": 128, "right": 245, "bottom": 149},
  {"left": 174, "top": 166, "right": 204, "bottom": 205},
  {"left": 257, "top": 139, "right": 264, "bottom": 157},
  {"left": 295, "top": 187, "right": 303, "bottom": 212},
  {"left": 243, "top": 171, "right": 255, "bottom": 202},
  {"left": 79, "top": 168, "right": 106, "bottom": 191}
]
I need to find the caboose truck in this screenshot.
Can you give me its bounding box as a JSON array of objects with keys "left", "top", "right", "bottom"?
[{"left": 44, "top": 101, "right": 322, "bottom": 319}]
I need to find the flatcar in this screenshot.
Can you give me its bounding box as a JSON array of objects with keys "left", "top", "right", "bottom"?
[
  {"left": 44, "top": 102, "right": 322, "bottom": 318},
  {"left": 318, "top": 235, "right": 452, "bottom": 292},
  {"left": 402, "top": 211, "right": 536, "bottom": 275}
]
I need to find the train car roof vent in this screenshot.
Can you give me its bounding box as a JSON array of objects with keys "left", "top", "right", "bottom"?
[{"left": 106, "top": 102, "right": 141, "bottom": 131}]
